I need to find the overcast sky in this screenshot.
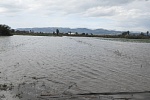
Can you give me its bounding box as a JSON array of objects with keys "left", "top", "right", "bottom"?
[{"left": 0, "top": 0, "right": 150, "bottom": 31}]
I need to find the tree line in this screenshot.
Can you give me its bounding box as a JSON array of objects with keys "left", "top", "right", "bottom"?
[{"left": 0, "top": 24, "right": 150, "bottom": 39}]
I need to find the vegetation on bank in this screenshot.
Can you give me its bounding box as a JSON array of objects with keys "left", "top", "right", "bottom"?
[
  {"left": 1, "top": 25, "right": 149, "bottom": 39},
  {"left": 112, "top": 31, "right": 150, "bottom": 39},
  {"left": 0, "top": 24, "right": 13, "bottom": 36},
  {"left": 13, "top": 29, "right": 150, "bottom": 39},
  {"left": 13, "top": 32, "right": 55, "bottom": 36}
]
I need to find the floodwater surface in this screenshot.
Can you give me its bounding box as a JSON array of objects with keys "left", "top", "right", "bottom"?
[{"left": 0, "top": 35, "right": 150, "bottom": 100}]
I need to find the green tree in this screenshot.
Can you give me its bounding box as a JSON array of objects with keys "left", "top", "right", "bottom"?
[
  {"left": 147, "top": 31, "right": 149, "bottom": 36},
  {"left": 0, "top": 24, "right": 12, "bottom": 36},
  {"left": 127, "top": 31, "right": 130, "bottom": 35},
  {"left": 140, "top": 32, "right": 144, "bottom": 36},
  {"left": 75, "top": 32, "right": 78, "bottom": 35},
  {"left": 81, "top": 33, "right": 85, "bottom": 35},
  {"left": 11, "top": 29, "right": 15, "bottom": 33},
  {"left": 56, "top": 29, "right": 59, "bottom": 35}
]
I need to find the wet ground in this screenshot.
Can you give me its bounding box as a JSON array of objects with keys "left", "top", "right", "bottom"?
[{"left": 0, "top": 35, "right": 150, "bottom": 100}]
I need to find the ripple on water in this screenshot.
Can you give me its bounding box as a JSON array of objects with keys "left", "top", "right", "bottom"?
[{"left": 0, "top": 36, "right": 150, "bottom": 99}]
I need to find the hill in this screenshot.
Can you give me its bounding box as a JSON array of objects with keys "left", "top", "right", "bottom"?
[{"left": 16, "top": 27, "right": 122, "bottom": 35}]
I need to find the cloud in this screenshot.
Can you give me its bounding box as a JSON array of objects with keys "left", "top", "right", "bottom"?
[
  {"left": 0, "top": 0, "right": 150, "bottom": 31},
  {"left": 0, "top": 0, "right": 136, "bottom": 15},
  {"left": 112, "top": 0, "right": 150, "bottom": 31},
  {"left": 0, "top": 0, "right": 28, "bottom": 15},
  {"left": 41, "top": 0, "right": 136, "bottom": 15},
  {"left": 0, "top": 7, "right": 7, "bottom": 13},
  {"left": 83, "top": 6, "right": 122, "bottom": 17}
]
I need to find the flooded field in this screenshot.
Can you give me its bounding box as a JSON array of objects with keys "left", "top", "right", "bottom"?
[{"left": 0, "top": 35, "right": 150, "bottom": 100}]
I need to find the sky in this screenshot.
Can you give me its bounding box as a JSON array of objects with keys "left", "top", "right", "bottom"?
[{"left": 0, "top": 0, "right": 150, "bottom": 31}]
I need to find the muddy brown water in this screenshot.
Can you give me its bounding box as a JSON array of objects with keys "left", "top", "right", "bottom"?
[{"left": 0, "top": 35, "right": 150, "bottom": 100}]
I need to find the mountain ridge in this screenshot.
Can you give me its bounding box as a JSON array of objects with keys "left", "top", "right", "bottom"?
[{"left": 16, "top": 27, "right": 122, "bottom": 35}]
